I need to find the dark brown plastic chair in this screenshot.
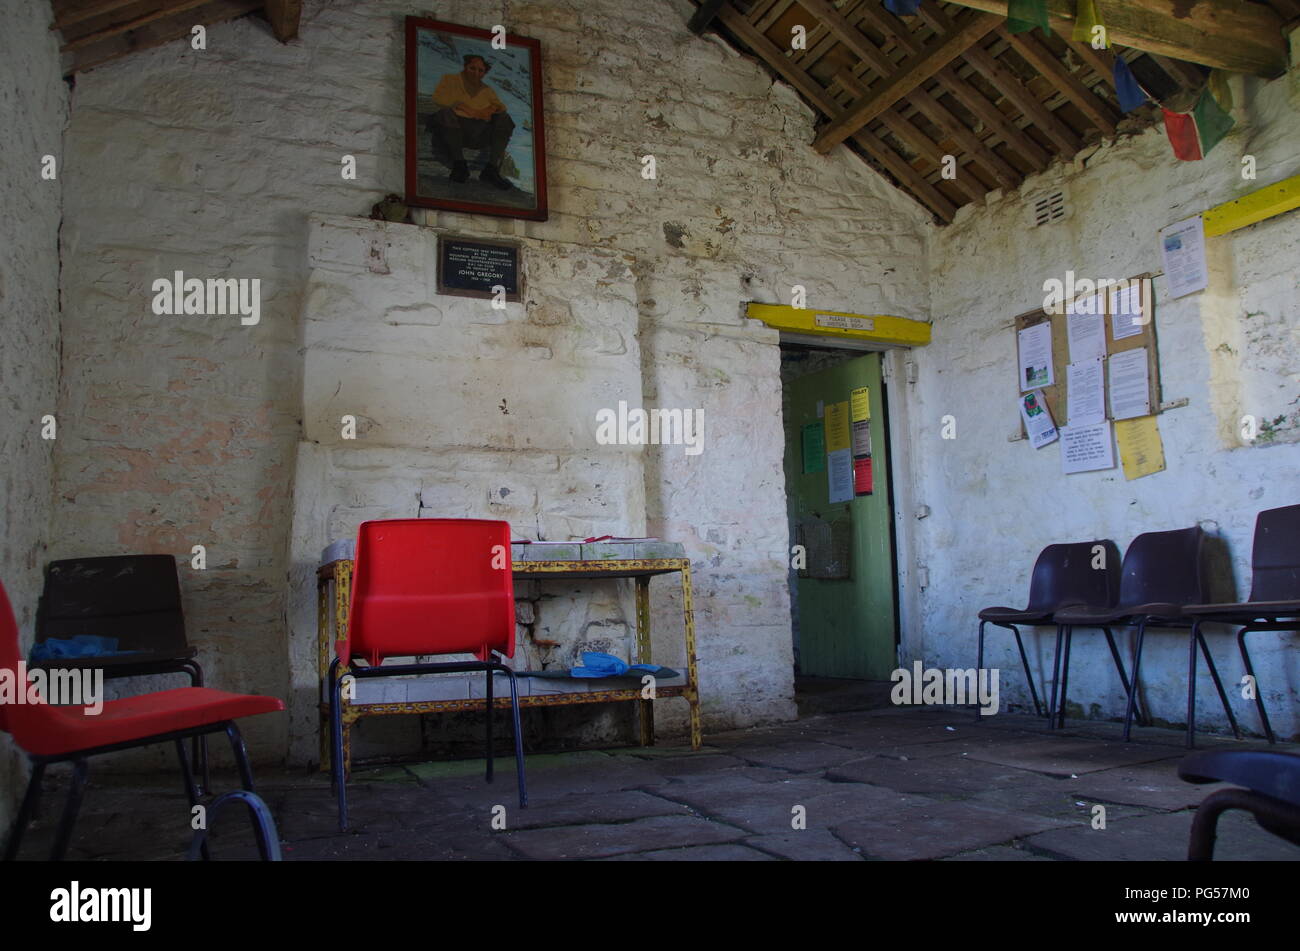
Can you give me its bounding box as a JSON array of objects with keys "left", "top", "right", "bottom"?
[
  {"left": 1179, "top": 749, "right": 1300, "bottom": 860},
  {"left": 977, "top": 540, "right": 1121, "bottom": 720},
  {"left": 34, "top": 554, "right": 208, "bottom": 787},
  {"left": 1185, "top": 504, "right": 1300, "bottom": 744},
  {"left": 1054, "top": 527, "right": 1238, "bottom": 745}
]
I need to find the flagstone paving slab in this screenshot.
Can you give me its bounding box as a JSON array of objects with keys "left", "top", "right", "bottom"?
[
  {"left": 834, "top": 799, "right": 1074, "bottom": 861},
  {"left": 501, "top": 814, "right": 747, "bottom": 860},
  {"left": 1024, "top": 809, "right": 1300, "bottom": 862},
  {"left": 742, "top": 829, "right": 865, "bottom": 861},
  {"left": 1067, "top": 762, "right": 1233, "bottom": 812},
  {"left": 964, "top": 739, "right": 1184, "bottom": 776},
  {"left": 600, "top": 843, "right": 775, "bottom": 861},
  {"left": 11, "top": 710, "right": 1297, "bottom": 862},
  {"left": 826, "top": 751, "right": 1071, "bottom": 797}
]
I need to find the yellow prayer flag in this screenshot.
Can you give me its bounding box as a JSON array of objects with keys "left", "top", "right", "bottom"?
[{"left": 1071, "top": 0, "right": 1109, "bottom": 48}]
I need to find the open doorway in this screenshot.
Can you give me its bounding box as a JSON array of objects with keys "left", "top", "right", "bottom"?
[{"left": 780, "top": 341, "right": 901, "bottom": 716}]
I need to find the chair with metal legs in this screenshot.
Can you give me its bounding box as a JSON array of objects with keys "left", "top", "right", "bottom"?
[
  {"left": 1054, "top": 526, "right": 1238, "bottom": 746},
  {"left": 1184, "top": 504, "right": 1300, "bottom": 744},
  {"left": 976, "top": 540, "right": 1121, "bottom": 721},
  {"left": 186, "top": 789, "right": 282, "bottom": 861},
  {"left": 0, "top": 578, "right": 284, "bottom": 861},
  {"left": 34, "top": 555, "right": 210, "bottom": 791},
  {"left": 1179, "top": 750, "right": 1300, "bottom": 860},
  {"left": 329, "top": 518, "right": 528, "bottom": 832}
]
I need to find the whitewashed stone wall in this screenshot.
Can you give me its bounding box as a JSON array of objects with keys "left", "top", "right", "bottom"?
[
  {"left": 914, "top": 47, "right": 1300, "bottom": 736},
  {"left": 52, "top": 0, "right": 930, "bottom": 765},
  {"left": 0, "top": 0, "right": 68, "bottom": 840}
]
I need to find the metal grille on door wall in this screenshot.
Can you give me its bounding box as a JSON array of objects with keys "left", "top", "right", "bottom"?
[{"left": 796, "top": 514, "right": 853, "bottom": 580}]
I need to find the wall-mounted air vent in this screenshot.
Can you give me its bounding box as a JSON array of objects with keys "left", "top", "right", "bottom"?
[{"left": 1028, "top": 189, "right": 1069, "bottom": 227}]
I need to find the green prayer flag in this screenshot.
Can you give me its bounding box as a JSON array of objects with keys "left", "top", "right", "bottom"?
[
  {"left": 1008, "top": 0, "right": 1051, "bottom": 35},
  {"left": 1190, "top": 86, "right": 1235, "bottom": 157}
]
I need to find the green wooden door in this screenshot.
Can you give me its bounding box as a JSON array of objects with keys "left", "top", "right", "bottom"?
[{"left": 783, "top": 353, "right": 897, "bottom": 680}]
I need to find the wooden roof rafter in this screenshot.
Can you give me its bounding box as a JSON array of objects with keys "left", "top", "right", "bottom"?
[
  {"left": 48, "top": 0, "right": 302, "bottom": 74},
  {"left": 695, "top": 0, "right": 1289, "bottom": 223}
]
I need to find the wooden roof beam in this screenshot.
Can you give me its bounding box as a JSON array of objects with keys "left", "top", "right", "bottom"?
[
  {"left": 801, "top": 0, "right": 1020, "bottom": 186},
  {"left": 863, "top": 4, "right": 1052, "bottom": 170},
  {"left": 853, "top": 127, "right": 959, "bottom": 223},
  {"left": 714, "top": 2, "right": 955, "bottom": 221},
  {"left": 263, "top": 0, "right": 302, "bottom": 42},
  {"left": 51, "top": 0, "right": 141, "bottom": 31},
  {"left": 64, "top": 0, "right": 261, "bottom": 73},
  {"left": 918, "top": 0, "right": 1088, "bottom": 154},
  {"left": 962, "top": 44, "right": 1081, "bottom": 153},
  {"left": 834, "top": 71, "right": 990, "bottom": 202},
  {"left": 60, "top": 0, "right": 213, "bottom": 51},
  {"left": 876, "top": 110, "right": 990, "bottom": 203},
  {"left": 937, "top": 0, "right": 1288, "bottom": 78},
  {"left": 812, "top": 11, "right": 1002, "bottom": 153},
  {"left": 933, "top": 67, "right": 1052, "bottom": 171},
  {"left": 1002, "top": 28, "right": 1119, "bottom": 134},
  {"left": 907, "top": 86, "right": 1023, "bottom": 188},
  {"left": 688, "top": 0, "right": 727, "bottom": 35}
]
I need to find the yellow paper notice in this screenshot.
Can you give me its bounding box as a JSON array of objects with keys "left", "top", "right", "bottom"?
[
  {"left": 850, "top": 387, "right": 871, "bottom": 422},
  {"left": 1116, "top": 415, "right": 1166, "bottom": 481},
  {"left": 825, "top": 401, "right": 851, "bottom": 453}
]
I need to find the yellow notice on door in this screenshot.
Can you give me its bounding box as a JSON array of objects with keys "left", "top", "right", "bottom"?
[
  {"left": 1115, "top": 415, "right": 1166, "bottom": 481},
  {"left": 850, "top": 387, "right": 871, "bottom": 422},
  {"left": 825, "top": 401, "right": 851, "bottom": 453}
]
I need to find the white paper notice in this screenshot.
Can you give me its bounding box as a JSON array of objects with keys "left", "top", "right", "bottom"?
[
  {"left": 1108, "top": 347, "right": 1150, "bottom": 421},
  {"left": 1061, "top": 421, "right": 1116, "bottom": 474},
  {"left": 1068, "top": 359, "right": 1106, "bottom": 426},
  {"left": 1066, "top": 294, "right": 1102, "bottom": 316},
  {"left": 1019, "top": 391, "right": 1059, "bottom": 449},
  {"left": 827, "top": 448, "right": 854, "bottom": 504},
  {"left": 1018, "top": 321, "right": 1054, "bottom": 391},
  {"left": 1160, "top": 216, "right": 1209, "bottom": 299},
  {"left": 1109, "top": 282, "right": 1145, "bottom": 340},
  {"left": 1066, "top": 309, "right": 1106, "bottom": 363}
]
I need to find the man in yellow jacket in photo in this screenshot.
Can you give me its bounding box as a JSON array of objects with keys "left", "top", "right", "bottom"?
[{"left": 431, "top": 53, "right": 516, "bottom": 190}]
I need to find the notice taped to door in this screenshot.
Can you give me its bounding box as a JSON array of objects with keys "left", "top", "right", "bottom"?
[{"left": 850, "top": 386, "right": 873, "bottom": 495}]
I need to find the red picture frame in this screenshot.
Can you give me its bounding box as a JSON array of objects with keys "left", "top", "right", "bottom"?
[{"left": 404, "top": 16, "right": 549, "bottom": 221}]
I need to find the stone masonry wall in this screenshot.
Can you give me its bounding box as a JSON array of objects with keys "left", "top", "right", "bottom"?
[
  {"left": 52, "top": 0, "right": 931, "bottom": 766},
  {"left": 0, "top": 0, "right": 68, "bottom": 840},
  {"left": 916, "top": 46, "right": 1300, "bottom": 736}
]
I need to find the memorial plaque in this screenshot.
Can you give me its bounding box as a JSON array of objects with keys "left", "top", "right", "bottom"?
[{"left": 436, "top": 236, "right": 522, "bottom": 301}]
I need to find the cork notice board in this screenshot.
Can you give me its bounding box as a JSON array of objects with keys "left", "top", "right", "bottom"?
[{"left": 1016, "top": 273, "right": 1161, "bottom": 437}]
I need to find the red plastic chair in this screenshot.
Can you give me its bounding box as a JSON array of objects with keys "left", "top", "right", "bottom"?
[
  {"left": 0, "top": 578, "right": 284, "bottom": 861},
  {"left": 328, "top": 518, "right": 526, "bottom": 831}
]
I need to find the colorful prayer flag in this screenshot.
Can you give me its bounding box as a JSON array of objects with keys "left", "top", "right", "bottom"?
[
  {"left": 1113, "top": 57, "right": 1148, "bottom": 113},
  {"left": 884, "top": 0, "right": 922, "bottom": 14},
  {"left": 1071, "top": 0, "right": 1108, "bottom": 47},
  {"left": 1008, "top": 0, "right": 1051, "bottom": 35},
  {"left": 1163, "top": 87, "right": 1235, "bottom": 161}
]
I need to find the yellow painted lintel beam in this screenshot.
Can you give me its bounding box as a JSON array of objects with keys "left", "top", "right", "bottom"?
[
  {"left": 1203, "top": 174, "right": 1300, "bottom": 238},
  {"left": 747, "top": 303, "right": 931, "bottom": 347}
]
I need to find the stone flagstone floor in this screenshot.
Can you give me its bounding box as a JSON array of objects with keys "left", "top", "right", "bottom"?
[{"left": 10, "top": 707, "right": 1299, "bottom": 861}]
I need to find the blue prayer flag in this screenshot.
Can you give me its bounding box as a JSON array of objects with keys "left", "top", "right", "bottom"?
[{"left": 1114, "top": 57, "right": 1149, "bottom": 113}]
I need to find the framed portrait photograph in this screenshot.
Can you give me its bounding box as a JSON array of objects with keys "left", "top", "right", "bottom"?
[{"left": 404, "top": 17, "right": 548, "bottom": 221}]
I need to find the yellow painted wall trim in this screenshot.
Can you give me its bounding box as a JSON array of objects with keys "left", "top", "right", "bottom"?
[
  {"left": 1203, "top": 173, "right": 1300, "bottom": 237},
  {"left": 746, "top": 303, "right": 932, "bottom": 347}
]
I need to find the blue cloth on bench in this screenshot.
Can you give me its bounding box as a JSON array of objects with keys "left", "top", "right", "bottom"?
[
  {"left": 569, "top": 651, "right": 666, "bottom": 678},
  {"left": 30, "top": 635, "right": 140, "bottom": 662}
]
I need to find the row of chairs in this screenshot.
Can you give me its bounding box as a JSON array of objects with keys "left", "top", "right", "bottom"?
[
  {"left": 3, "top": 518, "right": 530, "bottom": 857},
  {"left": 979, "top": 504, "right": 1299, "bottom": 746}
]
